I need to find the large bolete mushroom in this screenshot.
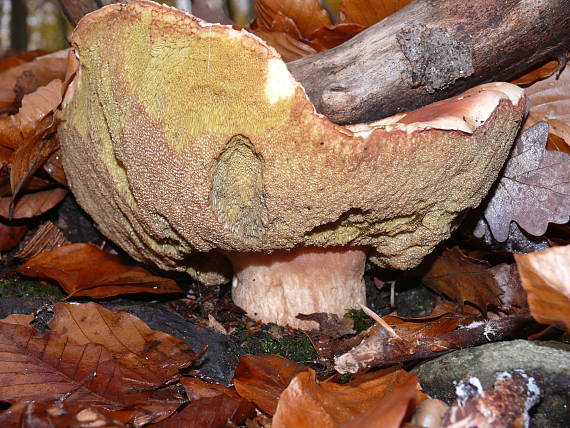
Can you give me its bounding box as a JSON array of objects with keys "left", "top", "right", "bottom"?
[{"left": 59, "top": 1, "right": 525, "bottom": 329}]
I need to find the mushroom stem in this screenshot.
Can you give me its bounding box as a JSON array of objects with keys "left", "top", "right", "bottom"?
[{"left": 227, "top": 246, "right": 367, "bottom": 330}]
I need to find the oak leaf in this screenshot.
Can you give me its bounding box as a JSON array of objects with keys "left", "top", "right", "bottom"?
[{"left": 475, "top": 122, "right": 570, "bottom": 242}]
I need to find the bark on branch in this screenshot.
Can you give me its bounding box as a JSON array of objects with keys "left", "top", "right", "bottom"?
[
  {"left": 289, "top": 0, "right": 570, "bottom": 124},
  {"left": 58, "top": 0, "right": 570, "bottom": 124}
]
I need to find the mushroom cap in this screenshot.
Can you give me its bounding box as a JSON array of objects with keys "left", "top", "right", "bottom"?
[{"left": 59, "top": 1, "right": 525, "bottom": 282}]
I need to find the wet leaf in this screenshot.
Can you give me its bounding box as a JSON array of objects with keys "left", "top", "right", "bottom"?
[
  {"left": 18, "top": 243, "right": 183, "bottom": 298},
  {"left": 0, "top": 320, "right": 184, "bottom": 425},
  {"left": 272, "top": 368, "right": 418, "bottom": 428},
  {"left": 48, "top": 303, "right": 197, "bottom": 378},
  {"left": 255, "top": 0, "right": 332, "bottom": 39},
  {"left": 475, "top": 123, "right": 570, "bottom": 241},
  {"left": 339, "top": 0, "right": 412, "bottom": 26},
  {"left": 423, "top": 247, "right": 527, "bottom": 313},
  {"left": 515, "top": 245, "right": 570, "bottom": 332},
  {"left": 0, "top": 187, "right": 67, "bottom": 219},
  {"left": 233, "top": 354, "right": 309, "bottom": 415}
]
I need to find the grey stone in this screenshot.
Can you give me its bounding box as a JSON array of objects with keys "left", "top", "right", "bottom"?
[{"left": 414, "top": 340, "right": 570, "bottom": 427}]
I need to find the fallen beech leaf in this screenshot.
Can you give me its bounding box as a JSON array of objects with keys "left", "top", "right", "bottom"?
[
  {"left": 48, "top": 303, "right": 196, "bottom": 376},
  {"left": 0, "top": 314, "right": 34, "bottom": 325},
  {"left": 19, "top": 243, "right": 183, "bottom": 298},
  {"left": 511, "top": 58, "right": 562, "bottom": 86},
  {"left": 272, "top": 368, "right": 417, "bottom": 428},
  {"left": 524, "top": 59, "right": 570, "bottom": 143},
  {"left": 233, "top": 354, "right": 309, "bottom": 415},
  {"left": 337, "top": 373, "right": 418, "bottom": 428},
  {"left": 475, "top": 122, "right": 570, "bottom": 241},
  {"left": 157, "top": 378, "right": 255, "bottom": 428},
  {"left": 10, "top": 134, "right": 59, "bottom": 200},
  {"left": 423, "top": 247, "right": 527, "bottom": 313},
  {"left": 0, "top": 221, "right": 27, "bottom": 251},
  {"left": 306, "top": 23, "right": 364, "bottom": 51},
  {"left": 255, "top": 0, "right": 332, "bottom": 39},
  {"left": 254, "top": 31, "right": 317, "bottom": 62},
  {"left": 339, "top": 0, "right": 413, "bottom": 27},
  {"left": 547, "top": 132, "right": 570, "bottom": 155},
  {"left": 515, "top": 245, "right": 570, "bottom": 332},
  {"left": 0, "top": 321, "right": 185, "bottom": 424},
  {"left": 0, "top": 187, "right": 67, "bottom": 219},
  {"left": 0, "top": 400, "right": 125, "bottom": 428},
  {"left": 42, "top": 148, "right": 67, "bottom": 185},
  {"left": 0, "top": 52, "right": 67, "bottom": 114},
  {"left": 0, "top": 50, "right": 46, "bottom": 73},
  {"left": 12, "top": 79, "right": 63, "bottom": 138}
]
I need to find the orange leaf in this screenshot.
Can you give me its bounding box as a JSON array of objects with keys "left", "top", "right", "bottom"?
[
  {"left": 43, "top": 148, "right": 68, "bottom": 186},
  {"left": 253, "top": 31, "right": 317, "bottom": 62},
  {"left": 307, "top": 23, "right": 364, "bottom": 51},
  {"left": 0, "top": 51, "right": 67, "bottom": 114},
  {"left": 339, "top": 0, "right": 412, "bottom": 27},
  {"left": 48, "top": 302, "right": 196, "bottom": 377},
  {"left": 0, "top": 187, "right": 67, "bottom": 219},
  {"left": 156, "top": 378, "right": 255, "bottom": 427},
  {"left": 233, "top": 354, "right": 309, "bottom": 415},
  {"left": 515, "top": 245, "right": 570, "bottom": 332},
  {"left": 0, "top": 221, "right": 27, "bottom": 251},
  {"left": 272, "top": 368, "right": 418, "bottom": 428},
  {"left": 255, "top": 0, "right": 332, "bottom": 39},
  {"left": 0, "top": 320, "right": 184, "bottom": 424},
  {"left": 18, "top": 243, "right": 183, "bottom": 298}
]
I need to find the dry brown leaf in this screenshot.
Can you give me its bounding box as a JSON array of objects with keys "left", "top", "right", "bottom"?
[
  {"left": 0, "top": 50, "right": 46, "bottom": 73},
  {"left": 253, "top": 31, "right": 317, "bottom": 62},
  {"left": 255, "top": 0, "right": 332, "bottom": 39},
  {"left": 547, "top": 132, "right": 570, "bottom": 154},
  {"left": 14, "top": 221, "right": 69, "bottom": 260},
  {"left": 423, "top": 247, "right": 526, "bottom": 313},
  {"left": 0, "top": 221, "right": 28, "bottom": 251},
  {"left": 12, "top": 79, "right": 63, "bottom": 138},
  {"left": 156, "top": 378, "right": 255, "bottom": 427},
  {"left": 0, "top": 187, "right": 67, "bottom": 219},
  {"left": 524, "top": 60, "right": 570, "bottom": 143},
  {"left": 306, "top": 23, "right": 364, "bottom": 51},
  {"left": 48, "top": 302, "right": 196, "bottom": 377},
  {"left": 339, "top": 0, "right": 412, "bottom": 26},
  {"left": 0, "top": 52, "right": 67, "bottom": 114},
  {"left": 43, "top": 148, "right": 67, "bottom": 185},
  {"left": 272, "top": 368, "right": 418, "bottom": 428},
  {"left": 515, "top": 245, "right": 570, "bottom": 332},
  {"left": 233, "top": 354, "right": 310, "bottom": 415},
  {"left": 10, "top": 134, "right": 59, "bottom": 200},
  {"left": 0, "top": 320, "right": 185, "bottom": 425},
  {"left": 0, "top": 314, "right": 34, "bottom": 325},
  {"left": 18, "top": 243, "right": 183, "bottom": 298}
]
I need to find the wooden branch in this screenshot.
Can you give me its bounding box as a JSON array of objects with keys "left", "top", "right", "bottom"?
[
  {"left": 288, "top": 0, "right": 570, "bottom": 124},
  {"left": 58, "top": 0, "right": 570, "bottom": 124},
  {"left": 57, "top": 0, "right": 117, "bottom": 27}
]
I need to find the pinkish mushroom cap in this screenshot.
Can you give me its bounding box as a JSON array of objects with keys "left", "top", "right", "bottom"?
[{"left": 59, "top": 1, "right": 525, "bottom": 329}]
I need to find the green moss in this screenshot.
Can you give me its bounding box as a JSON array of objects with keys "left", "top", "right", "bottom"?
[
  {"left": 239, "top": 325, "right": 318, "bottom": 364},
  {"left": 344, "top": 309, "right": 373, "bottom": 333},
  {"left": 0, "top": 279, "right": 63, "bottom": 299}
]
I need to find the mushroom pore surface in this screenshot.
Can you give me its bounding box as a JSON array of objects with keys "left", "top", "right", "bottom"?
[{"left": 59, "top": 1, "right": 525, "bottom": 328}]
